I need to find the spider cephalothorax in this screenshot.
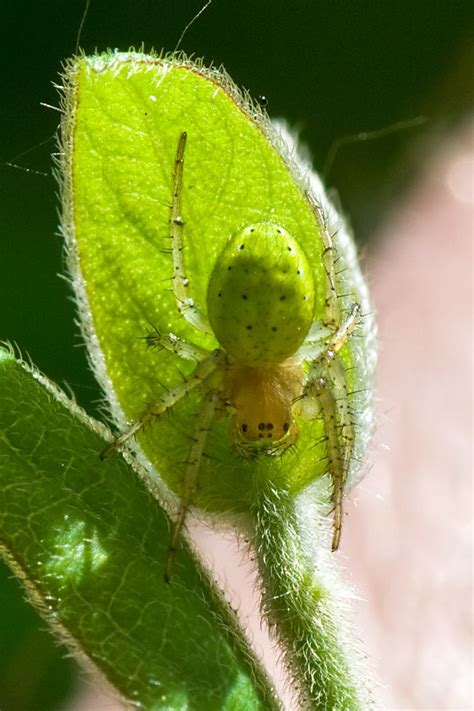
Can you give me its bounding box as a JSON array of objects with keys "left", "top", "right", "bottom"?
[
  {"left": 224, "top": 362, "right": 302, "bottom": 456},
  {"left": 103, "top": 132, "right": 360, "bottom": 580}
]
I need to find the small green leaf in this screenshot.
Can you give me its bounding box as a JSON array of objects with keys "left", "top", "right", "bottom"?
[
  {"left": 0, "top": 347, "right": 278, "bottom": 710},
  {"left": 61, "top": 51, "right": 371, "bottom": 509}
]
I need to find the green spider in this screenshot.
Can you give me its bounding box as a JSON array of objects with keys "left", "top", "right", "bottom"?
[{"left": 102, "top": 131, "right": 360, "bottom": 581}]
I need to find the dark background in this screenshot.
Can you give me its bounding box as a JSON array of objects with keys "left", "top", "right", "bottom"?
[{"left": 1, "top": 2, "right": 473, "bottom": 708}]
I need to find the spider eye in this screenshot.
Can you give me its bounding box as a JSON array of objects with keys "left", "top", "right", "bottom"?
[
  {"left": 283, "top": 422, "right": 290, "bottom": 432},
  {"left": 241, "top": 423, "right": 248, "bottom": 433}
]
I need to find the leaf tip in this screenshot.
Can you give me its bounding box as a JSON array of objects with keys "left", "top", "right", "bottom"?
[{"left": 0, "top": 342, "right": 15, "bottom": 366}]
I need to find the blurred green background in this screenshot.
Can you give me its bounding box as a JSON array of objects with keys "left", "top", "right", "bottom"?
[{"left": 0, "top": 1, "right": 472, "bottom": 709}]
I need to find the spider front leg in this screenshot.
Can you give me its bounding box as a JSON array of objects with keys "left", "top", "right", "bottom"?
[
  {"left": 170, "top": 131, "right": 210, "bottom": 333},
  {"left": 165, "top": 389, "right": 221, "bottom": 582},
  {"left": 100, "top": 350, "right": 223, "bottom": 459},
  {"left": 144, "top": 326, "right": 209, "bottom": 361},
  {"left": 300, "top": 305, "right": 360, "bottom": 550}
]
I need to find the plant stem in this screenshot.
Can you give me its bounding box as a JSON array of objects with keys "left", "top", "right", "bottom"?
[{"left": 252, "top": 473, "right": 371, "bottom": 710}]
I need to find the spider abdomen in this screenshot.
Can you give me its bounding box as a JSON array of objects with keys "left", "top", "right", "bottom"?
[{"left": 207, "top": 222, "right": 315, "bottom": 365}]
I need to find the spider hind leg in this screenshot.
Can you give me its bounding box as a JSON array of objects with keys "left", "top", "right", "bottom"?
[
  {"left": 100, "top": 350, "right": 222, "bottom": 459},
  {"left": 301, "top": 305, "right": 361, "bottom": 550},
  {"left": 165, "top": 389, "right": 220, "bottom": 582}
]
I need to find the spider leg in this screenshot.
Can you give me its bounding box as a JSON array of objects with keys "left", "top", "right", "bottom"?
[
  {"left": 301, "top": 305, "right": 360, "bottom": 550},
  {"left": 170, "top": 132, "right": 210, "bottom": 333},
  {"left": 306, "top": 360, "right": 354, "bottom": 550},
  {"left": 165, "top": 389, "right": 220, "bottom": 582},
  {"left": 297, "top": 303, "right": 360, "bottom": 366},
  {"left": 307, "top": 192, "right": 341, "bottom": 330},
  {"left": 144, "top": 327, "right": 210, "bottom": 361},
  {"left": 100, "top": 350, "right": 223, "bottom": 459}
]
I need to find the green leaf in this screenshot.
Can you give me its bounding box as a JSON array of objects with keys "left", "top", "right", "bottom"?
[
  {"left": 61, "top": 52, "right": 348, "bottom": 508},
  {"left": 0, "top": 347, "right": 278, "bottom": 710}
]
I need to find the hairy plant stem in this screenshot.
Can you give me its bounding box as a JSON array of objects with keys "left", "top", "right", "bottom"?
[{"left": 252, "top": 475, "right": 368, "bottom": 710}]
